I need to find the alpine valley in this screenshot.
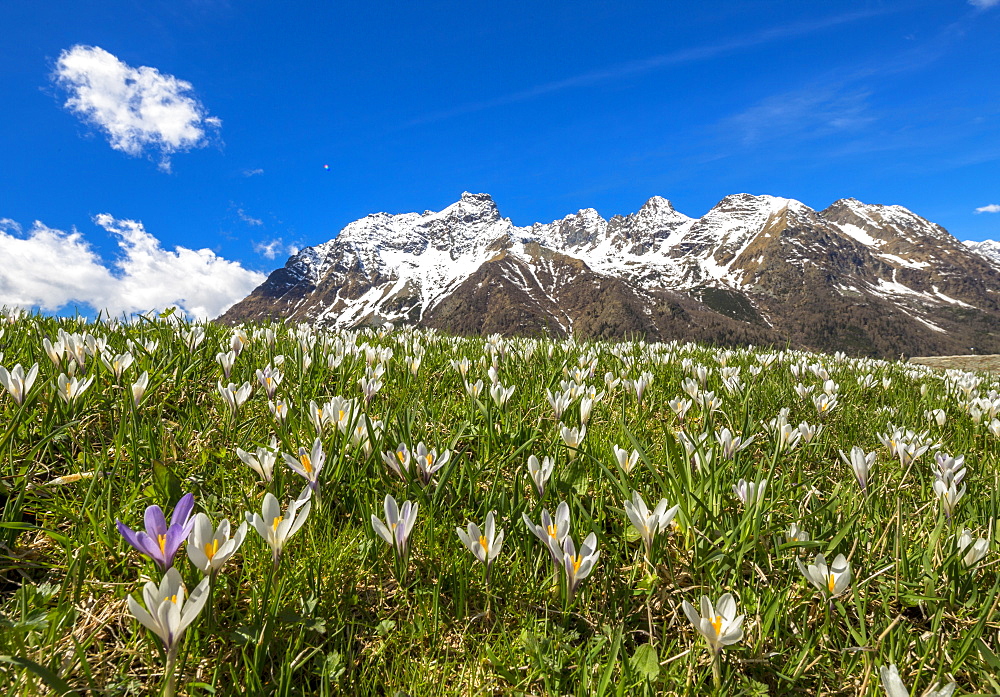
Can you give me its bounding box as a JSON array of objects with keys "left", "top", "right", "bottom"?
[{"left": 220, "top": 192, "right": 1000, "bottom": 359}]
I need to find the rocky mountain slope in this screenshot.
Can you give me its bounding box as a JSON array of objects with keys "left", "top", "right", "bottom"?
[{"left": 220, "top": 192, "right": 1000, "bottom": 358}]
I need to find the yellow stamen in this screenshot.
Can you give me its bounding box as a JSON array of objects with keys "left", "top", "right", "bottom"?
[
  {"left": 204, "top": 539, "right": 219, "bottom": 560},
  {"left": 158, "top": 534, "right": 167, "bottom": 554},
  {"left": 170, "top": 594, "right": 178, "bottom": 604},
  {"left": 397, "top": 451, "right": 405, "bottom": 462},
  {"left": 546, "top": 524, "right": 558, "bottom": 539},
  {"left": 828, "top": 574, "right": 836, "bottom": 594},
  {"left": 711, "top": 615, "right": 723, "bottom": 635},
  {"left": 479, "top": 535, "right": 489, "bottom": 554},
  {"left": 272, "top": 515, "right": 283, "bottom": 532},
  {"left": 572, "top": 555, "right": 582, "bottom": 573},
  {"left": 300, "top": 454, "right": 312, "bottom": 474}
]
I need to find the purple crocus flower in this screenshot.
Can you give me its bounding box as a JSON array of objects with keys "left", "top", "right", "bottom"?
[{"left": 116, "top": 493, "right": 196, "bottom": 571}]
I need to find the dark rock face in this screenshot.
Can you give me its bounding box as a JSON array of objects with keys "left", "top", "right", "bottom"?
[{"left": 219, "top": 192, "right": 1000, "bottom": 358}]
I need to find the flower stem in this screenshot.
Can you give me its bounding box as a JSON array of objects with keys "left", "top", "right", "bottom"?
[
  {"left": 163, "top": 645, "right": 179, "bottom": 697},
  {"left": 712, "top": 650, "right": 722, "bottom": 692}
]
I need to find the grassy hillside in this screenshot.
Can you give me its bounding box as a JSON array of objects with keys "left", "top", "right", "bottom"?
[{"left": 0, "top": 311, "right": 998, "bottom": 695}]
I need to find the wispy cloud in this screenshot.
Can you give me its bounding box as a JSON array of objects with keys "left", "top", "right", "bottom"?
[
  {"left": 969, "top": 0, "right": 1000, "bottom": 9},
  {"left": 52, "top": 45, "right": 220, "bottom": 171},
  {"left": 0, "top": 215, "right": 263, "bottom": 319},
  {"left": 718, "top": 88, "right": 875, "bottom": 148},
  {"left": 237, "top": 208, "right": 263, "bottom": 226},
  {"left": 253, "top": 238, "right": 298, "bottom": 260},
  {"left": 242, "top": 168, "right": 264, "bottom": 177},
  {"left": 975, "top": 204, "right": 1000, "bottom": 213},
  {"left": 407, "top": 8, "right": 894, "bottom": 126}
]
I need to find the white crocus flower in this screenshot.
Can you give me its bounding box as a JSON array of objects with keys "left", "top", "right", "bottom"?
[
  {"left": 131, "top": 371, "right": 149, "bottom": 407},
  {"left": 681, "top": 593, "right": 744, "bottom": 655},
  {"left": 187, "top": 513, "right": 247, "bottom": 576},
  {"left": 523, "top": 501, "right": 571, "bottom": 564},
  {"left": 0, "top": 363, "right": 39, "bottom": 405},
  {"left": 732, "top": 478, "right": 767, "bottom": 506},
  {"left": 456, "top": 511, "right": 505, "bottom": 571},
  {"left": 839, "top": 446, "right": 876, "bottom": 492},
  {"left": 560, "top": 424, "right": 586, "bottom": 460},
  {"left": 797, "top": 552, "right": 852, "bottom": 599},
  {"left": 786, "top": 523, "right": 809, "bottom": 544},
  {"left": 56, "top": 373, "right": 94, "bottom": 404},
  {"left": 371, "top": 495, "right": 419, "bottom": 559},
  {"left": 624, "top": 490, "right": 679, "bottom": 559},
  {"left": 957, "top": 529, "right": 988, "bottom": 567},
  {"left": 526, "top": 455, "right": 555, "bottom": 498},
  {"left": 282, "top": 437, "right": 326, "bottom": 495},
  {"left": 127, "top": 566, "right": 210, "bottom": 653},
  {"left": 933, "top": 479, "right": 966, "bottom": 518},
  {"left": 217, "top": 381, "right": 252, "bottom": 414},
  {"left": 612, "top": 444, "right": 640, "bottom": 473},
  {"left": 560, "top": 531, "right": 600, "bottom": 598},
  {"left": 247, "top": 488, "right": 312, "bottom": 566},
  {"left": 100, "top": 351, "right": 134, "bottom": 380},
  {"left": 879, "top": 664, "right": 956, "bottom": 697},
  {"left": 715, "top": 427, "right": 755, "bottom": 460},
  {"left": 236, "top": 442, "right": 278, "bottom": 483}
]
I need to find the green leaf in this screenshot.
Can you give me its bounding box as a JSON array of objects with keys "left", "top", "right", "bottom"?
[
  {"left": 629, "top": 643, "right": 659, "bottom": 682},
  {"left": 151, "top": 460, "right": 183, "bottom": 502},
  {"left": 0, "top": 655, "right": 80, "bottom": 696}
]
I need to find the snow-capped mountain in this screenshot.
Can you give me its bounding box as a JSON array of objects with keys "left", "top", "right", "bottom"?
[
  {"left": 220, "top": 192, "right": 1000, "bottom": 358},
  {"left": 965, "top": 239, "right": 1000, "bottom": 266}
]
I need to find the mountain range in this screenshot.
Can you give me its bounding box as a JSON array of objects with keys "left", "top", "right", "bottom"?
[{"left": 220, "top": 192, "right": 1000, "bottom": 358}]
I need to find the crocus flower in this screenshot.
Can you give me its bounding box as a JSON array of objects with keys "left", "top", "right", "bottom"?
[
  {"left": 560, "top": 425, "right": 586, "bottom": 460},
  {"left": 414, "top": 442, "right": 449, "bottom": 487},
  {"left": 624, "top": 490, "right": 679, "bottom": 560},
  {"left": 0, "top": 363, "right": 38, "bottom": 405},
  {"left": 879, "top": 664, "right": 956, "bottom": 697},
  {"left": 733, "top": 478, "right": 767, "bottom": 506},
  {"left": 383, "top": 443, "right": 411, "bottom": 480},
  {"left": 217, "top": 381, "right": 252, "bottom": 414},
  {"left": 560, "top": 532, "right": 600, "bottom": 599},
  {"left": 256, "top": 365, "right": 283, "bottom": 399},
  {"left": 116, "top": 493, "right": 196, "bottom": 571},
  {"left": 56, "top": 373, "right": 94, "bottom": 404},
  {"left": 523, "top": 501, "right": 571, "bottom": 564},
  {"left": 236, "top": 441, "right": 278, "bottom": 483},
  {"left": 786, "top": 523, "right": 810, "bottom": 545},
  {"left": 456, "top": 511, "right": 505, "bottom": 571},
  {"left": 715, "top": 427, "right": 755, "bottom": 460},
  {"left": 371, "top": 495, "right": 418, "bottom": 559},
  {"left": 612, "top": 444, "right": 640, "bottom": 473},
  {"left": 100, "top": 351, "right": 134, "bottom": 380},
  {"left": 131, "top": 371, "right": 149, "bottom": 407},
  {"left": 247, "top": 488, "right": 312, "bottom": 566},
  {"left": 127, "top": 566, "right": 210, "bottom": 654},
  {"left": 797, "top": 552, "right": 852, "bottom": 599},
  {"left": 957, "top": 528, "right": 988, "bottom": 567},
  {"left": 283, "top": 437, "right": 326, "bottom": 495},
  {"left": 187, "top": 513, "right": 247, "bottom": 576},
  {"left": 681, "top": 593, "right": 745, "bottom": 655},
  {"left": 839, "top": 446, "right": 876, "bottom": 492},
  {"left": 933, "top": 479, "right": 966, "bottom": 519},
  {"left": 526, "top": 455, "right": 555, "bottom": 498}
]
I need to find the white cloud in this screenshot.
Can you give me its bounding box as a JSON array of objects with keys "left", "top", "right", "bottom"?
[
  {"left": 52, "top": 45, "right": 220, "bottom": 170},
  {"left": 0, "top": 215, "right": 264, "bottom": 320},
  {"left": 253, "top": 238, "right": 298, "bottom": 260},
  {"left": 237, "top": 208, "right": 263, "bottom": 226},
  {"left": 970, "top": 0, "right": 1000, "bottom": 8},
  {"left": 242, "top": 168, "right": 264, "bottom": 177},
  {"left": 975, "top": 204, "right": 1000, "bottom": 213}
]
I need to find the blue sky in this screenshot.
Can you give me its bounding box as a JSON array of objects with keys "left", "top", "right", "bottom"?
[{"left": 2, "top": 0, "right": 999, "bottom": 318}]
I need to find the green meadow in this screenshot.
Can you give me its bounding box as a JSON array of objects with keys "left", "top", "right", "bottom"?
[{"left": 1, "top": 312, "right": 998, "bottom": 696}]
